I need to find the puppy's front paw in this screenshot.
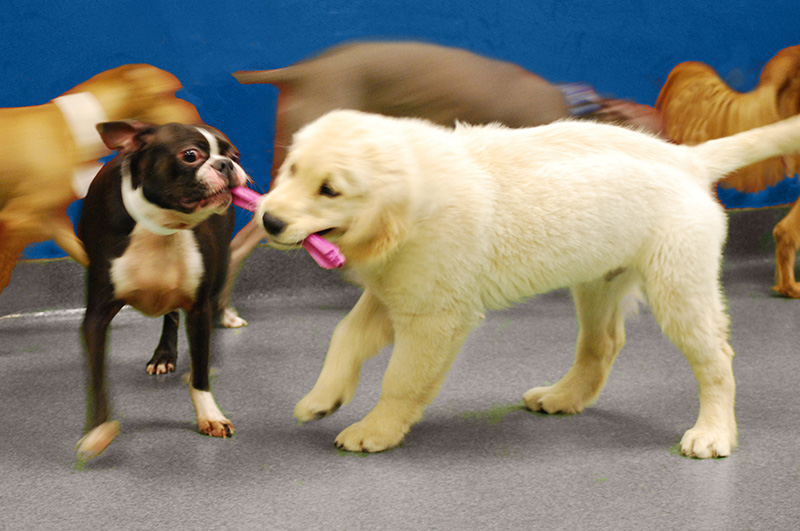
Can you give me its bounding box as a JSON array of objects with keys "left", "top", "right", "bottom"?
[
  {"left": 294, "top": 392, "right": 343, "bottom": 423},
  {"left": 76, "top": 420, "right": 121, "bottom": 460},
  {"left": 523, "top": 385, "right": 587, "bottom": 415},
  {"left": 198, "top": 418, "right": 234, "bottom": 438},
  {"left": 680, "top": 427, "right": 734, "bottom": 459},
  {"left": 334, "top": 418, "right": 409, "bottom": 453}
]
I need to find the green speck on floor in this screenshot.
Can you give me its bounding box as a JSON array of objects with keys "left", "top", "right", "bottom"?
[
  {"left": 669, "top": 441, "right": 686, "bottom": 457},
  {"left": 459, "top": 401, "right": 526, "bottom": 424}
]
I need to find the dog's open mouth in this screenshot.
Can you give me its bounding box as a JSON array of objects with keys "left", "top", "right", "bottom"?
[{"left": 180, "top": 188, "right": 232, "bottom": 211}]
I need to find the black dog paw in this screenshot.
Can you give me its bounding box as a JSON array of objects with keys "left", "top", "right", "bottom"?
[{"left": 146, "top": 350, "right": 177, "bottom": 375}]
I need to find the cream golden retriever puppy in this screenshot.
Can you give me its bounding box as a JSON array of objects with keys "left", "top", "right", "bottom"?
[{"left": 257, "top": 109, "right": 800, "bottom": 458}]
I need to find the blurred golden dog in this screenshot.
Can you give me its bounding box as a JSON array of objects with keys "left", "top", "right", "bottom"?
[
  {"left": 258, "top": 109, "right": 800, "bottom": 457},
  {"left": 0, "top": 64, "right": 201, "bottom": 294},
  {"left": 657, "top": 45, "right": 800, "bottom": 296}
]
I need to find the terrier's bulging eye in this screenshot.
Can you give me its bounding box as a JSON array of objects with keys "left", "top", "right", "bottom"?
[{"left": 180, "top": 149, "right": 199, "bottom": 163}]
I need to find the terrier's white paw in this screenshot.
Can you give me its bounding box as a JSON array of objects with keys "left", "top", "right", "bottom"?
[
  {"left": 76, "top": 421, "right": 121, "bottom": 460},
  {"left": 220, "top": 307, "right": 247, "bottom": 328},
  {"left": 191, "top": 387, "right": 234, "bottom": 438},
  {"left": 198, "top": 418, "right": 235, "bottom": 438}
]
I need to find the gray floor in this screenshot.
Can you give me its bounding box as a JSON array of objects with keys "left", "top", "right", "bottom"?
[{"left": 2, "top": 210, "right": 800, "bottom": 530}]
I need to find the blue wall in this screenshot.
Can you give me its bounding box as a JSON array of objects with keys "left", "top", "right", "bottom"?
[{"left": 4, "top": 0, "right": 798, "bottom": 258}]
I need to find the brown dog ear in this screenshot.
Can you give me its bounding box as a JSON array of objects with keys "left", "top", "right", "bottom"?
[{"left": 96, "top": 121, "right": 155, "bottom": 153}]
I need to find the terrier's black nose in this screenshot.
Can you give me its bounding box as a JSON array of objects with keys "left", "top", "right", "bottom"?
[
  {"left": 261, "top": 212, "right": 287, "bottom": 235},
  {"left": 213, "top": 158, "right": 234, "bottom": 176}
]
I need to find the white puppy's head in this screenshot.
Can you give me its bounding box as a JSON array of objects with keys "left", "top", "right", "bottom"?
[{"left": 257, "top": 110, "right": 415, "bottom": 264}]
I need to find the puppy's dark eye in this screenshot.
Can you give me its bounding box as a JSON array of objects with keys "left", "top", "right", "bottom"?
[
  {"left": 319, "top": 182, "right": 340, "bottom": 198},
  {"left": 180, "top": 149, "right": 199, "bottom": 163}
]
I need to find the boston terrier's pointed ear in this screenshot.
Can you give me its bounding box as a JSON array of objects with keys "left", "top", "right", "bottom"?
[{"left": 96, "top": 121, "right": 156, "bottom": 153}]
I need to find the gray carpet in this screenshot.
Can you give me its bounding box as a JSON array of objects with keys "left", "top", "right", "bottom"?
[{"left": 1, "top": 209, "right": 799, "bottom": 530}]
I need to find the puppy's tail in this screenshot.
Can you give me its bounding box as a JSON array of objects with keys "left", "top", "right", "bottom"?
[{"left": 690, "top": 113, "right": 800, "bottom": 182}]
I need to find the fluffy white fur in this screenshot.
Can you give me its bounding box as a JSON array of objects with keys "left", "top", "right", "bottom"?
[{"left": 258, "top": 110, "right": 800, "bottom": 457}]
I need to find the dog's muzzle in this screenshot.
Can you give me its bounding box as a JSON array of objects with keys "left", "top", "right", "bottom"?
[{"left": 212, "top": 158, "right": 235, "bottom": 179}]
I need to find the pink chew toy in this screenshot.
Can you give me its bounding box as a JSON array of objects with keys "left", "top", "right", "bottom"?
[{"left": 230, "top": 186, "right": 345, "bottom": 269}]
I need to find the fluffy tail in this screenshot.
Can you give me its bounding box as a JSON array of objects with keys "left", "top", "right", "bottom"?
[{"left": 690, "top": 113, "right": 800, "bottom": 181}]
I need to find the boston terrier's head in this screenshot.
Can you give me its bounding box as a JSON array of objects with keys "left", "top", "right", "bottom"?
[{"left": 97, "top": 121, "right": 249, "bottom": 233}]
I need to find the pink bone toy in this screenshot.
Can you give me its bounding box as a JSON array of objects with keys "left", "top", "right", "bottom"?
[{"left": 230, "top": 186, "right": 345, "bottom": 269}]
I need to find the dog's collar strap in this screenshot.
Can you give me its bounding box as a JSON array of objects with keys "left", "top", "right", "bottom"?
[
  {"left": 120, "top": 158, "right": 180, "bottom": 236},
  {"left": 52, "top": 92, "right": 110, "bottom": 161}
]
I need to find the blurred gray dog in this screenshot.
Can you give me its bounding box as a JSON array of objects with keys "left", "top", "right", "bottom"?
[{"left": 224, "top": 41, "right": 663, "bottom": 323}]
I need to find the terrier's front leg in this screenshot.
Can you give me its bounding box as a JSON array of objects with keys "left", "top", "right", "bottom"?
[
  {"left": 187, "top": 301, "right": 233, "bottom": 437},
  {"left": 76, "top": 297, "right": 124, "bottom": 460}
]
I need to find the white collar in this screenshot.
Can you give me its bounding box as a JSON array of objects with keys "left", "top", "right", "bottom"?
[{"left": 120, "top": 158, "right": 180, "bottom": 236}]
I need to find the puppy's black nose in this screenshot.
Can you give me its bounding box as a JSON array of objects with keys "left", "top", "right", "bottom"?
[{"left": 261, "top": 212, "right": 287, "bottom": 236}]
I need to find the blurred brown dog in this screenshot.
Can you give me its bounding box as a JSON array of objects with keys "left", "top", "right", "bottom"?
[
  {"left": 657, "top": 45, "right": 800, "bottom": 297},
  {"left": 0, "top": 64, "right": 201, "bottom": 294},
  {"left": 226, "top": 40, "right": 663, "bottom": 325}
]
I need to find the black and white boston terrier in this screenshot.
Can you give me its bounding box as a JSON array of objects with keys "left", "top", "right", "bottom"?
[{"left": 76, "top": 121, "right": 248, "bottom": 459}]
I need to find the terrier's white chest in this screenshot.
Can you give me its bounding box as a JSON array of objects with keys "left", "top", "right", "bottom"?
[{"left": 110, "top": 227, "right": 205, "bottom": 317}]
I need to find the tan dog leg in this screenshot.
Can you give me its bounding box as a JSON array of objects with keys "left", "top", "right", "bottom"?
[
  {"left": 333, "top": 309, "right": 473, "bottom": 453},
  {"left": 772, "top": 199, "right": 800, "bottom": 297},
  {"left": 218, "top": 219, "right": 266, "bottom": 328},
  {"left": 295, "top": 291, "right": 393, "bottom": 422},
  {"left": 0, "top": 236, "right": 26, "bottom": 292},
  {"left": 51, "top": 214, "right": 89, "bottom": 266},
  {"left": 524, "top": 273, "right": 634, "bottom": 414}
]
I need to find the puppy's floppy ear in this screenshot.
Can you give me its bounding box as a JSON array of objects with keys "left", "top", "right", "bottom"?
[
  {"left": 343, "top": 196, "right": 409, "bottom": 263},
  {"left": 96, "top": 121, "right": 155, "bottom": 153},
  {"left": 339, "top": 141, "right": 413, "bottom": 263}
]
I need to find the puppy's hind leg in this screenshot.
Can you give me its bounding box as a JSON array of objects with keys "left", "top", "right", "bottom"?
[
  {"left": 295, "top": 290, "right": 393, "bottom": 423},
  {"left": 645, "top": 250, "right": 736, "bottom": 458},
  {"left": 524, "top": 272, "right": 636, "bottom": 415},
  {"left": 146, "top": 311, "right": 179, "bottom": 374}
]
